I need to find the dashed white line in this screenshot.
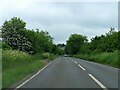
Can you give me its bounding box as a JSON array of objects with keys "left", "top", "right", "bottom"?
[
  {"left": 72, "top": 60, "right": 86, "bottom": 71},
  {"left": 78, "top": 64, "right": 86, "bottom": 71},
  {"left": 74, "top": 61, "right": 78, "bottom": 64},
  {"left": 70, "top": 58, "right": 107, "bottom": 89},
  {"left": 15, "top": 62, "right": 52, "bottom": 89},
  {"left": 88, "top": 74, "right": 107, "bottom": 90}
]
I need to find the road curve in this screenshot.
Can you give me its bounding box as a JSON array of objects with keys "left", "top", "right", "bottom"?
[{"left": 16, "top": 57, "right": 119, "bottom": 89}]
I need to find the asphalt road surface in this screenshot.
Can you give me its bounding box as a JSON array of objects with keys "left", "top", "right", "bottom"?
[{"left": 16, "top": 57, "right": 119, "bottom": 89}]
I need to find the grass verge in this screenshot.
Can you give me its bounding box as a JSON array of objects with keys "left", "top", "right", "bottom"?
[
  {"left": 2, "top": 50, "right": 57, "bottom": 88},
  {"left": 3, "top": 60, "right": 45, "bottom": 88},
  {"left": 74, "top": 51, "right": 119, "bottom": 68}
]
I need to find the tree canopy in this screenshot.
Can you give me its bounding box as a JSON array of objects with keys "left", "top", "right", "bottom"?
[
  {"left": 65, "top": 28, "right": 119, "bottom": 55},
  {"left": 65, "top": 34, "right": 88, "bottom": 54},
  {"left": 1, "top": 17, "right": 119, "bottom": 55},
  {"left": 1, "top": 17, "right": 61, "bottom": 54},
  {"left": 2, "top": 17, "right": 32, "bottom": 52}
]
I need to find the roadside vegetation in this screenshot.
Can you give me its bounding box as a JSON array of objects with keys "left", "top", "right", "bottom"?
[
  {"left": 74, "top": 51, "right": 119, "bottom": 68},
  {"left": 2, "top": 50, "right": 45, "bottom": 88},
  {"left": 1, "top": 17, "right": 119, "bottom": 88},
  {"left": 2, "top": 49, "right": 58, "bottom": 88},
  {"left": 1, "top": 17, "right": 64, "bottom": 88},
  {"left": 65, "top": 28, "right": 119, "bottom": 68}
]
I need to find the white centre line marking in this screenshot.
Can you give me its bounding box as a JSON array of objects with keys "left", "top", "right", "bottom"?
[
  {"left": 88, "top": 74, "right": 107, "bottom": 90},
  {"left": 78, "top": 64, "right": 86, "bottom": 71},
  {"left": 15, "top": 62, "right": 52, "bottom": 89},
  {"left": 74, "top": 61, "right": 78, "bottom": 64}
]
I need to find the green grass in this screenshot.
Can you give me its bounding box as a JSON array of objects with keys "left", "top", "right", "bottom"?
[
  {"left": 0, "top": 61, "right": 1, "bottom": 90},
  {"left": 3, "top": 50, "right": 35, "bottom": 70},
  {"left": 3, "top": 60, "right": 45, "bottom": 88},
  {"left": 2, "top": 50, "right": 49, "bottom": 88},
  {"left": 74, "top": 51, "right": 119, "bottom": 68},
  {"left": 0, "top": 73, "right": 2, "bottom": 89},
  {"left": 33, "top": 52, "right": 57, "bottom": 61}
]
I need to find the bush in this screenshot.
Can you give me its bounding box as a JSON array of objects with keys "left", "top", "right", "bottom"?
[
  {"left": 1, "top": 42, "right": 11, "bottom": 50},
  {"left": 48, "top": 54, "right": 56, "bottom": 61},
  {"left": 40, "top": 52, "right": 50, "bottom": 59},
  {"left": 2, "top": 50, "right": 34, "bottom": 70},
  {"left": 2, "top": 50, "right": 46, "bottom": 88},
  {"left": 74, "top": 51, "right": 119, "bottom": 68}
]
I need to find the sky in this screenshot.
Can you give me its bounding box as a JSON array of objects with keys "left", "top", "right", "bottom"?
[{"left": 0, "top": 0, "right": 118, "bottom": 44}]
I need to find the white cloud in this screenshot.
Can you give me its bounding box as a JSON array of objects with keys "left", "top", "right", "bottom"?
[{"left": 0, "top": 1, "right": 118, "bottom": 44}]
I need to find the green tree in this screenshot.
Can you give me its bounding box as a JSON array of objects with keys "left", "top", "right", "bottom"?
[
  {"left": 1, "top": 17, "right": 54, "bottom": 54},
  {"left": 21, "top": 29, "right": 53, "bottom": 54},
  {"left": 90, "top": 28, "right": 119, "bottom": 53},
  {"left": 65, "top": 34, "right": 88, "bottom": 55},
  {"left": 1, "top": 17, "right": 32, "bottom": 52},
  {"left": 51, "top": 44, "right": 64, "bottom": 55},
  {"left": 105, "top": 28, "right": 118, "bottom": 52}
]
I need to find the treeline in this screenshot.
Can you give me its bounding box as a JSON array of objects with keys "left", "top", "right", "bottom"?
[
  {"left": 1, "top": 17, "right": 64, "bottom": 88},
  {"left": 90, "top": 28, "right": 119, "bottom": 53},
  {"left": 65, "top": 28, "right": 119, "bottom": 67},
  {"left": 1, "top": 17, "right": 64, "bottom": 55},
  {"left": 65, "top": 28, "right": 119, "bottom": 55}
]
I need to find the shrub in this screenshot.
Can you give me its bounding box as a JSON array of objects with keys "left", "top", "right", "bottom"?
[
  {"left": 2, "top": 50, "right": 34, "bottom": 70},
  {"left": 74, "top": 51, "right": 119, "bottom": 68},
  {"left": 2, "top": 42, "right": 11, "bottom": 50}
]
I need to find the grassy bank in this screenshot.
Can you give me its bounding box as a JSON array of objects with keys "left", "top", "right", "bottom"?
[
  {"left": 2, "top": 50, "right": 56, "bottom": 88},
  {"left": 74, "top": 51, "right": 119, "bottom": 68}
]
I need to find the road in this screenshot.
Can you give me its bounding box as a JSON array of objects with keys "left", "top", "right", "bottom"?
[{"left": 16, "top": 57, "right": 119, "bottom": 89}]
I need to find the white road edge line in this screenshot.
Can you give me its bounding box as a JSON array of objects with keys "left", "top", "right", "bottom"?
[
  {"left": 88, "top": 74, "right": 108, "bottom": 90},
  {"left": 78, "top": 64, "right": 86, "bottom": 71},
  {"left": 15, "top": 62, "right": 52, "bottom": 89}
]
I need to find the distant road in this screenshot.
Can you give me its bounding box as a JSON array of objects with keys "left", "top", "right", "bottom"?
[{"left": 16, "top": 57, "right": 119, "bottom": 89}]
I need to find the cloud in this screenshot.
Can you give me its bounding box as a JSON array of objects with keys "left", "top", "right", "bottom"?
[{"left": 0, "top": 1, "right": 118, "bottom": 44}]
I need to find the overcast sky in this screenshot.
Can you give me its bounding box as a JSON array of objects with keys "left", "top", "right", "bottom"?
[{"left": 0, "top": 0, "right": 118, "bottom": 44}]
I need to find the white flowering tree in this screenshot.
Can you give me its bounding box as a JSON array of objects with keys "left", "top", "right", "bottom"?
[{"left": 1, "top": 17, "right": 32, "bottom": 53}]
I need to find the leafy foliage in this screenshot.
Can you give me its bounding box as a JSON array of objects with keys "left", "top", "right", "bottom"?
[
  {"left": 21, "top": 29, "right": 53, "bottom": 54},
  {"left": 74, "top": 51, "right": 119, "bottom": 68},
  {"left": 65, "top": 34, "right": 88, "bottom": 54},
  {"left": 65, "top": 28, "right": 119, "bottom": 55},
  {"left": 90, "top": 28, "right": 119, "bottom": 53},
  {"left": 1, "top": 42, "right": 11, "bottom": 50},
  {"left": 51, "top": 44, "right": 64, "bottom": 55},
  {"left": 1, "top": 17, "right": 61, "bottom": 55},
  {"left": 1, "top": 17, "right": 32, "bottom": 53}
]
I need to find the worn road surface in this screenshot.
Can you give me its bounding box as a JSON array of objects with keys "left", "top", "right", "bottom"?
[{"left": 17, "top": 57, "right": 119, "bottom": 89}]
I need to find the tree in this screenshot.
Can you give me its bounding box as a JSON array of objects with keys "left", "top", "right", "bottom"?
[
  {"left": 1, "top": 17, "right": 32, "bottom": 53},
  {"left": 21, "top": 29, "right": 53, "bottom": 54},
  {"left": 65, "top": 34, "right": 88, "bottom": 55},
  {"left": 51, "top": 44, "right": 64, "bottom": 55},
  {"left": 89, "top": 28, "right": 119, "bottom": 53},
  {"left": 1, "top": 17, "right": 54, "bottom": 54}
]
